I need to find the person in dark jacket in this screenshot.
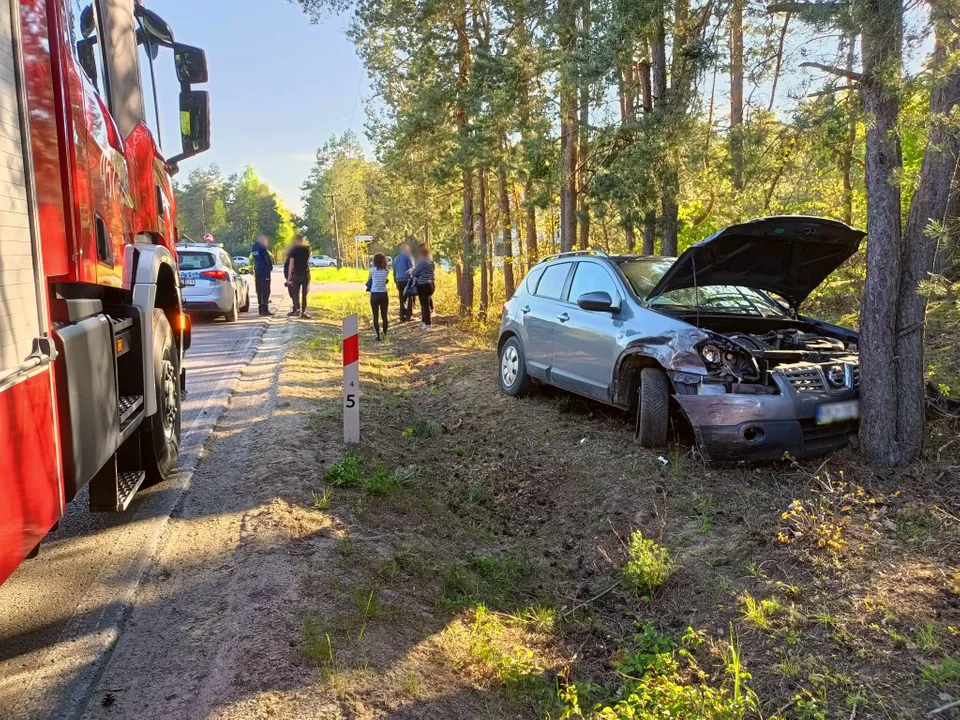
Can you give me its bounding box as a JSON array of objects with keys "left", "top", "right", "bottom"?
[
  {"left": 284, "top": 234, "right": 312, "bottom": 318},
  {"left": 392, "top": 243, "right": 414, "bottom": 321},
  {"left": 409, "top": 242, "right": 436, "bottom": 328},
  {"left": 251, "top": 235, "right": 274, "bottom": 316}
]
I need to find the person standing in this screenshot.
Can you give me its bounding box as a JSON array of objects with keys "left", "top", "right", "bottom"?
[
  {"left": 392, "top": 243, "right": 414, "bottom": 321},
  {"left": 284, "top": 234, "right": 312, "bottom": 318},
  {"left": 367, "top": 253, "right": 391, "bottom": 341},
  {"left": 409, "top": 242, "right": 436, "bottom": 328},
  {"left": 251, "top": 235, "right": 274, "bottom": 316}
]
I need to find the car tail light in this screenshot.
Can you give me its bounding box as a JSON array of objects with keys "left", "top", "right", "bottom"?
[
  {"left": 201, "top": 270, "right": 228, "bottom": 282},
  {"left": 501, "top": 303, "right": 508, "bottom": 316}
]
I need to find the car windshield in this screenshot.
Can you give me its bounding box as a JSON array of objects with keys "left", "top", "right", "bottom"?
[
  {"left": 617, "top": 258, "right": 787, "bottom": 317},
  {"left": 179, "top": 252, "right": 216, "bottom": 270}
]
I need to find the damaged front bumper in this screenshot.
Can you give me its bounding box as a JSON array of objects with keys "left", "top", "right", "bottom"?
[{"left": 670, "top": 370, "right": 859, "bottom": 462}]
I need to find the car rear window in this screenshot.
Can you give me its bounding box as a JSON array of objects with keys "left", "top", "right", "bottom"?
[
  {"left": 178, "top": 252, "right": 216, "bottom": 270},
  {"left": 535, "top": 262, "right": 571, "bottom": 299}
]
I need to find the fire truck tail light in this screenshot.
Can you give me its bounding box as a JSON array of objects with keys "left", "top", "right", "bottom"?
[{"left": 200, "top": 269, "right": 228, "bottom": 282}]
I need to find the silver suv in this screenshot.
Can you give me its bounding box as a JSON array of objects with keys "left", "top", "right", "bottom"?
[
  {"left": 177, "top": 244, "right": 250, "bottom": 322},
  {"left": 498, "top": 216, "right": 865, "bottom": 461}
]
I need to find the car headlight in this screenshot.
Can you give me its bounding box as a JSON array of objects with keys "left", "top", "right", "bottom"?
[{"left": 700, "top": 344, "right": 721, "bottom": 364}]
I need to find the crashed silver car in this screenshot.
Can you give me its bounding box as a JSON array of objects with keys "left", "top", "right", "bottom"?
[{"left": 497, "top": 216, "right": 865, "bottom": 461}]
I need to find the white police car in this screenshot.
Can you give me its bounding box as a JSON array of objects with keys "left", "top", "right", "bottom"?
[{"left": 177, "top": 243, "right": 250, "bottom": 322}]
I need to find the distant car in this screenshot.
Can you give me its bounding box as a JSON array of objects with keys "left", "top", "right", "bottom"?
[
  {"left": 178, "top": 245, "right": 250, "bottom": 322},
  {"left": 497, "top": 216, "right": 865, "bottom": 462},
  {"left": 233, "top": 256, "right": 250, "bottom": 267},
  {"left": 309, "top": 255, "right": 337, "bottom": 268}
]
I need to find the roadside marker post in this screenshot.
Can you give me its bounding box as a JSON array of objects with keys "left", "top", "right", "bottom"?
[{"left": 342, "top": 313, "right": 360, "bottom": 443}]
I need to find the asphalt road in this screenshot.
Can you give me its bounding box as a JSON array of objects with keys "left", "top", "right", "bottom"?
[{"left": 0, "top": 270, "right": 305, "bottom": 719}]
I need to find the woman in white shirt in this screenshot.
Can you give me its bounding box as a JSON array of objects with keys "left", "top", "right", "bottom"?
[{"left": 368, "top": 254, "right": 391, "bottom": 341}]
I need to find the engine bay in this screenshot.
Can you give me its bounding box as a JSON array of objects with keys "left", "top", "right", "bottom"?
[{"left": 697, "top": 327, "right": 858, "bottom": 389}]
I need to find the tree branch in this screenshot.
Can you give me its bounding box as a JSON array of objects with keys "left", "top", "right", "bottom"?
[
  {"left": 800, "top": 61, "right": 864, "bottom": 82},
  {"left": 767, "top": 1, "right": 845, "bottom": 12},
  {"left": 807, "top": 84, "right": 858, "bottom": 97}
]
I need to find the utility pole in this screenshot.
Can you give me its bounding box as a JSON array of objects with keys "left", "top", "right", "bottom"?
[{"left": 327, "top": 193, "right": 341, "bottom": 267}]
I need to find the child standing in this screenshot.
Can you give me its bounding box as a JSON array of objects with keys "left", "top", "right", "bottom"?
[{"left": 368, "top": 253, "right": 391, "bottom": 341}]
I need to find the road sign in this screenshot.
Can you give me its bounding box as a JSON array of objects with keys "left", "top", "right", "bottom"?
[{"left": 342, "top": 314, "right": 360, "bottom": 443}]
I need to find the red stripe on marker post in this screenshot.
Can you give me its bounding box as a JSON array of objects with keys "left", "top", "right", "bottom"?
[{"left": 342, "top": 313, "right": 360, "bottom": 443}]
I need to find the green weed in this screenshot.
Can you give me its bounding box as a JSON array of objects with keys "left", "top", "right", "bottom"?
[
  {"left": 739, "top": 591, "right": 782, "bottom": 632},
  {"left": 363, "top": 465, "right": 418, "bottom": 496},
  {"left": 312, "top": 488, "right": 332, "bottom": 510},
  {"left": 621, "top": 530, "right": 675, "bottom": 597},
  {"left": 921, "top": 656, "right": 960, "bottom": 685},
  {"left": 326, "top": 454, "right": 364, "bottom": 487},
  {"left": 402, "top": 417, "right": 440, "bottom": 439}
]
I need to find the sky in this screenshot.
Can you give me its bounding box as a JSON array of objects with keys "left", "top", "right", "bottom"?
[{"left": 152, "top": 0, "right": 369, "bottom": 214}]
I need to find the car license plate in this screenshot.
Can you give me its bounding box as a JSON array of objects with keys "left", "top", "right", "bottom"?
[
  {"left": 816, "top": 400, "right": 860, "bottom": 425},
  {"left": 181, "top": 276, "right": 195, "bottom": 286}
]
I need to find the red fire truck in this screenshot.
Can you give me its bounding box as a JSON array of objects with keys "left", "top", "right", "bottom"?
[{"left": 0, "top": 0, "right": 210, "bottom": 584}]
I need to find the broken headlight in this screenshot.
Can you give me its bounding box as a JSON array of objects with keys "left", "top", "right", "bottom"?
[{"left": 696, "top": 335, "right": 760, "bottom": 382}]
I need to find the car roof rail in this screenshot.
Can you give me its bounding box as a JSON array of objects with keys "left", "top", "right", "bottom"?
[{"left": 539, "top": 249, "right": 611, "bottom": 263}]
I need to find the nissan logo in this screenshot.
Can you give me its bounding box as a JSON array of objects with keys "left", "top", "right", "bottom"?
[{"left": 827, "top": 364, "right": 847, "bottom": 387}]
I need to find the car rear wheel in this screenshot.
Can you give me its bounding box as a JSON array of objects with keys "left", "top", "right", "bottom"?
[
  {"left": 636, "top": 367, "right": 669, "bottom": 448},
  {"left": 499, "top": 337, "right": 533, "bottom": 396},
  {"left": 240, "top": 287, "right": 250, "bottom": 313},
  {"left": 225, "top": 296, "right": 239, "bottom": 323}
]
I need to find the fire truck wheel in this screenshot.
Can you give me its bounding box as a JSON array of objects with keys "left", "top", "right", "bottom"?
[{"left": 143, "top": 309, "right": 181, "bottom": 485}]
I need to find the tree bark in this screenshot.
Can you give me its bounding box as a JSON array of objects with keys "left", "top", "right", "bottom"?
[
  {"left": 524, "top": 179, "right": 538, "bottom": 266},
  {"left": 857, "top": 0, "right": 904, "bottom": 464},
  {"left": 625, "top": 225, "right": 636, "bottom": 252},
  {"left": 498, "top": 163, "right": 516, "bottom": 298},
  {"left": 894, "top": 12, "right": 960, "bottom": 462},
  {"left": 643, "top": 210, "right": 656, "bottom": 254},
  {"left": 477, "top": 168, "right": 489, "bottom": 320},
  {"left": 729, "top": 0, "right": 744, "bottom": 190},
  {"left": 578, "top": 0, "right": 591, "bottom": 250},
  {"left": 455, "top": 7, "right": 473, "bottom": 315},
  {"left": 559, "top": 0, "right": 578, "bottom": 252},
  {"left": 841, "top": 33, "right": 856, "bottom": 226}
]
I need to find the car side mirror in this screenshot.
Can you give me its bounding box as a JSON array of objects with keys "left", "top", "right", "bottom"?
[
  {"left": 167, "top": 90, "right": 210, "bottom": 168},
  {"left": 174, "top": 43, "right": 208, "bottom": 84},
  {"left": 577, "top": 291, "right": 618, "bottom": 313}
]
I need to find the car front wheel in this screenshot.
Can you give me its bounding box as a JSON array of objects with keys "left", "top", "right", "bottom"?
[
  {"left": 636, "top": 367, "right": 669, "bottom": 448},
  {"left": 499, "top": 336, "right": 533, "bottom": 396}
]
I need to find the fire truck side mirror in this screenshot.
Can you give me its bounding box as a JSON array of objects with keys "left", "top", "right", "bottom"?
[
  {"left": 167, "top": 90, "right": 210, "bottom": 167},
  {"left": 174, "top": 43, "right": 208, "bottom": 85}
]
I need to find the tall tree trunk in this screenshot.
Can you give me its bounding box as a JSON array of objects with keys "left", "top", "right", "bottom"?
[
  {"left": 643, "top": 211, "right": 656, "bottom": 254},
  {"left": 729, "top": 0, "right": 744, "bottom": 190},
  {"left": 498, "top": 163, "right": 516, "bottom": 298},
  {"left": 478, "top": 168, "right": 489, "bottom": 320},
  {"left": 893, "top": 12, "right": 960, "bottom": 462},
  {"left": 625, "top": 225, "right": 636, "bottom": 252},
  {"left": 524, "top": 179, "right": 538, "bottom": 265},
  {"left": 651, "top": 12, "right": 676, "bottom": 254},
  {"left": 578, "top": 0, "right": 591, "bottom": 250},
  {"left": 455, "top": 8, "right": 473, "bottom": 315},
  {"left": 841, "top": 33, "right": 856, "bottom": 226},
  {"left": 858, "top": 0, "right": 904, "bottom": 464},
  {"left": 559, "top": 0, "right": 578, "bottom": 252}
]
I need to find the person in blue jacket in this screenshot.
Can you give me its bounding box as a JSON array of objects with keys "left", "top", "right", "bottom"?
[
  {"left": 392, "top": 242, "right": 414, "bottom": 321},
  {"left": 251, "top": 235, "right": 274, "bottom": 316}
]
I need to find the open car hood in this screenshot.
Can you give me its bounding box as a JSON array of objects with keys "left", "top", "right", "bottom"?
[{"left": 645, "top": 216, "right": 865, "bottom": 310}]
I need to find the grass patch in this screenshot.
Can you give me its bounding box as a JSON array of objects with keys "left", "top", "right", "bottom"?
[
  {"left": 363, "top": 465, "right": 418, "bottom": 496},
  {"left": 438, "top": 552, "right": 530, "bottom": 609},
  {"left": 739, "top": 591, "right": 783, "bottom": 632},
  {"left": 921, "top": 656, "right": 960, "bottom": 685},
  {"left": 312, "top": 488, "right": 332, "bottom": 510},
  {"left": 402, "top": 417, "right": 441, "bottom": 439},
  {"left": 310, "top": 266, "right": 367, "bottom": 283},
  {"left": 622, "top": 530, "right": 675, "bottom": 597},
  {"left": 326, "top": 454, "right": 364, "bottom": 487}
]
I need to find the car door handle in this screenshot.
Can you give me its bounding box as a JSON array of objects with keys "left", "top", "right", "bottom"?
[
  {"left": 520, "top": 305, "right": 531, "bottom": 314},
  {"left": 557, "top": 312, "right": 569, "bottom": 323}
]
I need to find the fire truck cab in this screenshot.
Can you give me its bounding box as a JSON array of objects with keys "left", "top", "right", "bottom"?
[{"left": 0, "top": 0, "right": 210, "bottom": 584}]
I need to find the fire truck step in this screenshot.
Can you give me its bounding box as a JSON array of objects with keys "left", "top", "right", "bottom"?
[
  {"left": 116, "top": 471, "right": 146, "bottom": 511},
  {"left": 119, "top": 394, "right": 144, "bottom": 426}
]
